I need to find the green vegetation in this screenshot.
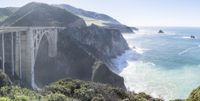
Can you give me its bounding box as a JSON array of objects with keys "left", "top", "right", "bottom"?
[
  {"left": 43, "top": 78, "right": 163, "bottom": 101},
  {"left": 0, "top": 70, "right": 11, "bottom": 87},
  {"left": 187, "top": 86, "right": 200, "bottom": 101},
  {"left": 0, "top": 75, "right": 163, "bottom": 101},
  {"left": 0, "top": 86, "right": 41, "bottom": 100},
  {"left": 0, "top": 16, "right": 8, "bottom": 22}
]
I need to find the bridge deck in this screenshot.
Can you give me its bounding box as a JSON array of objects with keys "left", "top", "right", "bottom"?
[{"left": 0, "top": 27, "right": 65, "bottom": 33}]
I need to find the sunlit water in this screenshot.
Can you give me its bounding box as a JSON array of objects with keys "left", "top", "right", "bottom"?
[{"left": 112, "top": 27, "right": 200, "bottom": 100}]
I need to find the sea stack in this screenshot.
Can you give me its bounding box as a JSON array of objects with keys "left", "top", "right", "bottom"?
[
  {"left": 190, "top": 35, "right": 195, "bottom": 39},
  {"left": 158, "top": 30, "right": 164, "bottom": 33}
]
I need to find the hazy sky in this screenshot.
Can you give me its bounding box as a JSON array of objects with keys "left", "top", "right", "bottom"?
[{"left": 1, "top": 0, "right": 200, "bottom": 27}]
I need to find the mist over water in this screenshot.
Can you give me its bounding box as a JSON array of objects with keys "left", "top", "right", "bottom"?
[{"left": 113, "top": 27, "right": 200, "bottom": 100}]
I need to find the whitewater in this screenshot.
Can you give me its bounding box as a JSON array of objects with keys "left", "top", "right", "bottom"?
[{"left": 113, "top": 27, "right": 200, "bottom": 101}]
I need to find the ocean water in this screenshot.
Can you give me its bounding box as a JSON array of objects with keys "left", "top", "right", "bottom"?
[{"left": 112, "top": 27, "right": 200, "bottom": 101}]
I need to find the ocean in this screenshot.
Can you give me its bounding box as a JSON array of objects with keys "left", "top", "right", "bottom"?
[{"left": 112, "top": 27, "right": 200, "bottom": 101}]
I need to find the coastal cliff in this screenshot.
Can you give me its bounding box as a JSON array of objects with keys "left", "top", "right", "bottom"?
[
  {"left": 65, "top": 24, "right": 129, "bottom": 59},
  {"left": 34, "top": 26, "right": 127, "bottom": 88},
  {"left": 0, "top": 2, "right": 128, "bottom": 89}
]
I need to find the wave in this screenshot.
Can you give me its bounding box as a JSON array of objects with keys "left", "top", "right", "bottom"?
[
  {"left": 181, "top": 36, "right": 199, "bottom": 40},
  {"left": 112, "top": 49, "right": 141, "bottom": 71},
  {"left": 181, "top": 36, "right": 191, "bottom": 39},
  {"left": 119, "top": 61, "right": 200, "bottom": 101},
  {"left": 178, "top": 46, "right": 200, "bottom": 55},
  {"left": 178, "top": 47, "right": 194, "bottom": 55},
  {"left": 132, "top": 47, "right": 150, "bottom": 54}
]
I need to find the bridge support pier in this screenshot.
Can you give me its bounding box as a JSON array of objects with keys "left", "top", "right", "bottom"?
[
  {"left": 11, "top": 32, "right": 14, "bottom": 76},
  {"left": 1, "top": 34, "right": 5, "bottom": 73}
]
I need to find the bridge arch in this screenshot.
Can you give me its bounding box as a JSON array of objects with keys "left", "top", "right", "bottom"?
[
  {"left": 33, "top": 29, "right": 58, "bottom": 59},
  {"left": 31, "top": 28, "right": 58, "bottom": 89}
]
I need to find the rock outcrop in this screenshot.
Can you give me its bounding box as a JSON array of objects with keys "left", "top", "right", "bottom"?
[{"left": 92, "top": 61, "right": 125, "bottom": 89}]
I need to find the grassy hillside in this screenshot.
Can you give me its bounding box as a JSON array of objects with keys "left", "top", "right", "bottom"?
[{"left": 1, "top": 2, "right": 86, "bottom": 27}]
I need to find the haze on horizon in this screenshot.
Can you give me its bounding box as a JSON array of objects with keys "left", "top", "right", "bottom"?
[{"left": 1, "top": 0, "right": 200, "bottom": 27}]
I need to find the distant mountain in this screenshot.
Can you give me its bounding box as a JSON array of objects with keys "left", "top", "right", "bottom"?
[
  {"left": 56, "top": 4, "right": 120, "bottom": 24},
  {"left": 0, "top": 7, "right": 18, "bottom": 22},
  {"left": 0, "top": 2, "right": 86, "bottom": 27},
  {"left": 56, "top": 4, "right": 135, "bottom": 33}
]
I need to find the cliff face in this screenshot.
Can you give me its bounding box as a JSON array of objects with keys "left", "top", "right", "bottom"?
[
  {"left": 65, "top": 24, "right": 129, "bottom": 59},
  {"left": 34, "top": 28, "right": 126, "bottom": 88}
]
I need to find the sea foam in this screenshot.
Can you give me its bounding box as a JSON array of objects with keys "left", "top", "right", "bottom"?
[{"left": 119, "top": 59, "right": 200, "bottom": 101}]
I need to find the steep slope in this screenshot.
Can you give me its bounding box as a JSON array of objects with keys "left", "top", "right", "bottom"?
[
  {"left": 56, "top": 4, "right": 135, "bottom": 33},
  {"left": 0, "top": 2, "right": 86, "bottom": 27},
  {"left": 34, "top": 27, "right": 126, "bottom": 88},
  {"left": 65, "top": 24, "right": 129, "bottom": 59}
]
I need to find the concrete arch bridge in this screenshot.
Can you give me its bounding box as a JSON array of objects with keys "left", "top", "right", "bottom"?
[{"left": 0, "top": 27, "right": 65, "bottom": 89}]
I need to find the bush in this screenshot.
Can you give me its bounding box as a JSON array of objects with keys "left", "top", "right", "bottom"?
[
  {"left": 0, "top": 86, "right": 41, "bottom": 100},
  {"left": 0, "top": 97, "right": 10, "bottom": 101},
  {"left": 45, "top": 93, "right": 67, "bottom": 101},
  {"left": 0, "top": 70, "right": 10, "bottom": 88},
  {"left": 14, "top": 95, "right": 29, "bottom": 101},
  {"left": 187, "top": 86, "right": 200, "bottom": 101},
  {"left": 91, "top": 94, "right": 105, "bottom": 101}
]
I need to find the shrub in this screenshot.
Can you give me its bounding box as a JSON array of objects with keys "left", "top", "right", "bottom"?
[
  {"left": 14, "top": 95, "right": 29, "bottom": 101},
  {"left": 187, "top": 86, "right": 200, "bottom": 101},
  {"left": 0, "top": 97, "right": 10, "bottom": 101},
  {"left": 45, "top": 93, "right": 67, "bottom": 101},
  {"left": 0, "top": 70, "right": 10, "bottom": 88}
]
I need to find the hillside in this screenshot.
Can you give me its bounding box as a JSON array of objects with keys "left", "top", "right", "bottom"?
[
  {"left": 0, "top": 7, "right": 18, "bottom": 22},
  {"left": 0, "top": 2, "right": 86, "bottom": 27},
  {"left": 56, "top": 4, "right": 135, "bottom": 33}
]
